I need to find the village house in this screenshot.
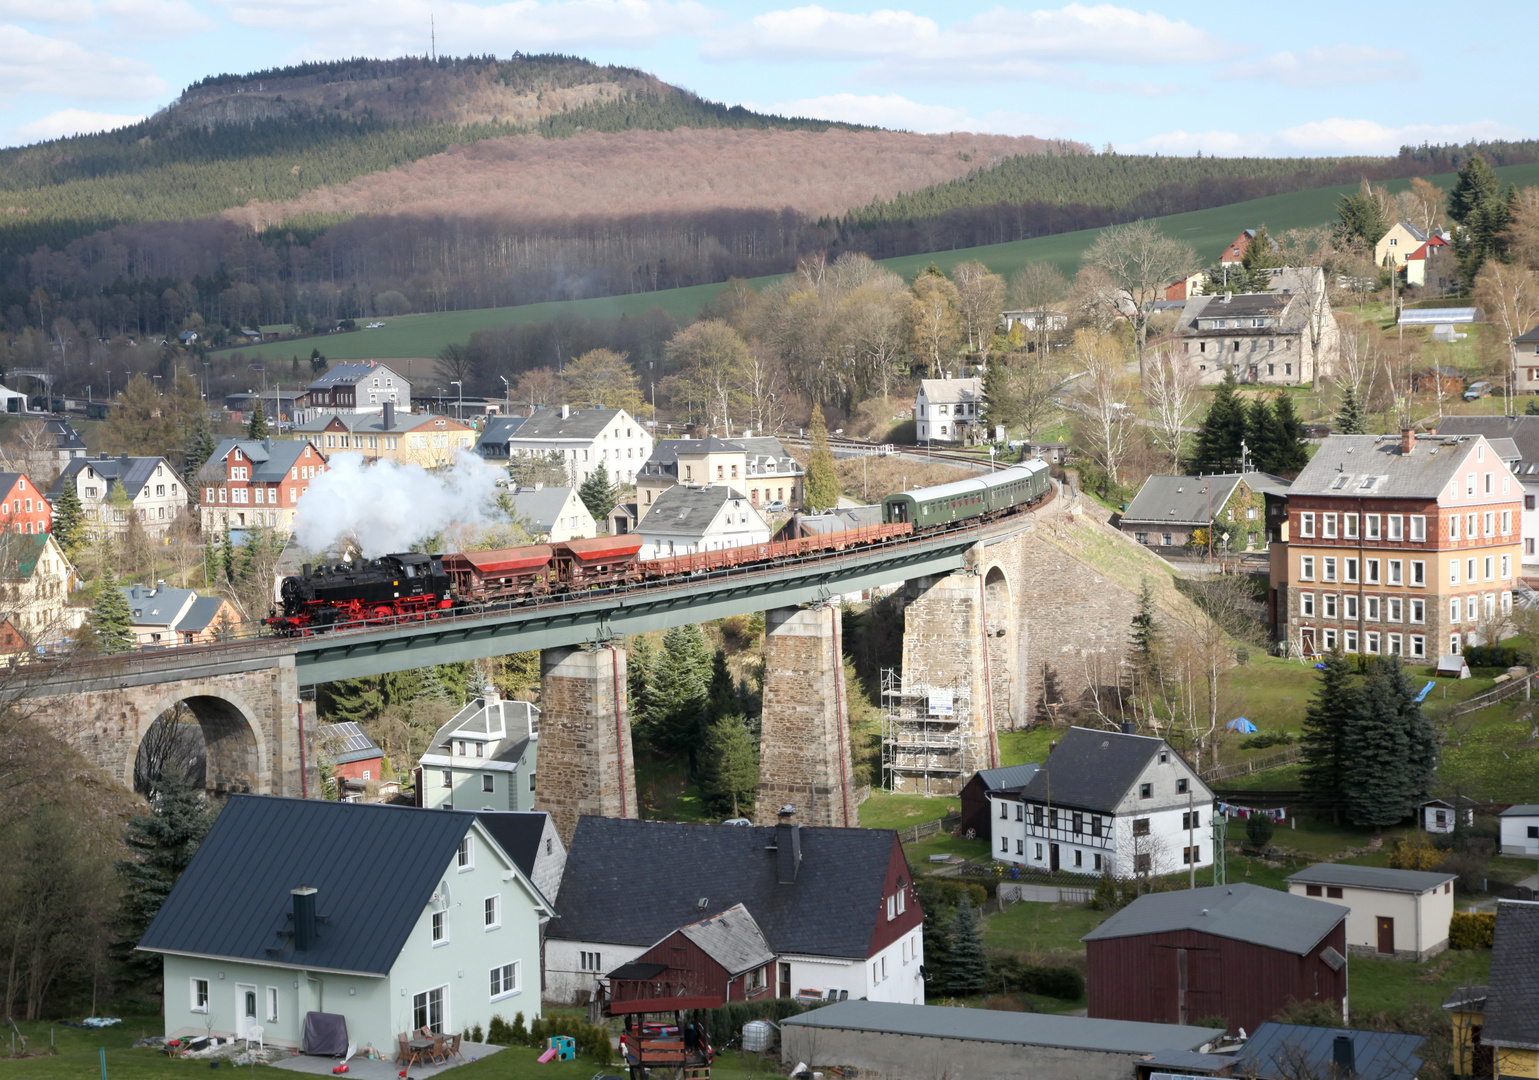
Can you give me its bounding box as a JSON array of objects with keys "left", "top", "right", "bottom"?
[
  {"left": 472, "top": 415, "right": 528, "bottom": 464},
  {"left": 605, "top": 904, "right": 779, "bottom": 1014},
  {"left": 1220, "top": 228, "right": 1258, "bottom": 266},
  {"left": 120, "top": 583, "right": 241, "bottom": 647},
  {"left": 1375, "top": 222, "right": 1433, "bottom": 270},
  {"left": 1271, "top": 432, "right": 1524, "bottom": 659},
  {"left": 987, "top": 727, "right": 1214, "bottom": 879},
  {"left": 319, "top": 721, "right": 385, "bottom": 785},
  {"left": 50, "top": 455, "right": 187, "bottom": 537},
  {"left": 1512, "top": 325, "right": 1539, "bottom": 394},
  {"left": 1443, "top": 901, "right": 1539, "bottom": 1079},
  {"left": 636, "top": 436, "right": 804, "bottom": 517},
  {"left": 503, "top": 486, "right": 595, "bottom": 542},
  {"left": 635, "top": 484, "right": 770, "bottom": 559},
  {"left": 1434, "top": 417, "right": 1539, "bottom": 575},
  {"left": 0, "top": 616, "right": 29, "bottom": 660},
  {"left": 1084, "top": 883, "right": 1348, "bottom": 1032},
  {"left": 1498, "top": 805, "right": 1539, "bottom": 856},
  {"left": 915, "top": 376, "right": 983, "bottom": 444},
  {"left": 1119, "top": 472, "right": 1290, "bottom": 553},
  {"left": 502, "top": 406, "right": 652, "bottom": 487},
  {"left": 0, "top": 533, "right": 81, "bottom": 647},
  {"left": 1286, "top": 864, "right": 1456, "bottom": 961},
  {"left": 1417, "top": 795, "right": 1478, "bottom": 834},
  {"left": 224, "top": 391, "right": 304, "bottom": 425},
  {"left": 1404, "top": 234, "right": 1453, "bottom": 286},
  {"left": 415, "top": 686, "right": 539, "bottom": 813},
  {"left": 137, "top": 796, "right": 551, "bottom": 1053},
  {"left": 473, "top": 812, "right": 567, "bottom": 909},
  {"left": 297, "top": 361, "right": 410, "bottom": 419},
  {"left": 0, "top": 472, "right": 50, "bottom": 534},
  {"left": 294, "top": 404, "right": 476, "bottom": 468},
  {"left": 958, "top": 763, "right": 1039, "bottom": 844},
  {"left": 44, "top": 417, "right": 88, "bottom": 471},
  {"left": 197, "top": 438, "right": 327, "bottom": 534},
  {"left": 1176, "top": 287, "right": 1338, "bottom": 386},
  {"left": 546, "top": 815, "right": 923, "bottom": 1008}
]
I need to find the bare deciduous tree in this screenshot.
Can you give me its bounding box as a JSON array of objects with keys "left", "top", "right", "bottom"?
[
  {"left": 908, "top": 273, "right": 963, "bottom": 378},
  {"left": 950, "top": 260, "right": 1006, "bottom": 354},
  {"left": 1082, "top": 220, "right": 1198, "bottom": 375},
  {"left": 1473, "top": 261, "right": 1539, "bottom": 398},
  {"left": 1143, "top": 344, "right": 1201, "bottom": 468},
  {"left": 1065, "top": 330, "right": 1138, "bottom": 486}
]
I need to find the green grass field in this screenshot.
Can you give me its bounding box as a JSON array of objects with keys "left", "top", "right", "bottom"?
[{"left": 216, "top": 161, "right": 1539, "bottom": 366}]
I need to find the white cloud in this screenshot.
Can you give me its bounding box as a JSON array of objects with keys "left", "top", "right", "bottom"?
[
  {"left": 0, "top": 0, "right": 94, "bottom": 23},
  {"left": 767, "top": 92, "right": 1068, "bottom": 136},
  {"left": 1219, "top": 45, "right": 1416, "bottom": 87},
  {"left": 9, "top": 107, "right": 145, "bottom": 144},
  {"left": 0, "top": 25, "right": 165, "bottom": 100},
  {"left": 99, "top": 0, "right": 213, "bottom": 37},
  {"left": 707, "top": 2, "right": 1227, "bottom": 84},
  {"left": 1125, "top": 117, "right": 1528, "bottom": 157},
  {"left": 216, "top": 0, "right": 713, "bottom": 53}
]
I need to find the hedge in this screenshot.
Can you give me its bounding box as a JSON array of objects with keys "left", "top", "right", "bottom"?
[
  {"left": 485, "top": 1012, "right": 614, "bottom": 1066},
  {"left": 1463, "top": 644, "right": 1521, "bottom": 668},
  {"left": 1450, "top": 911, "right": 1496, "bottom": 949},
  {"left": 983, "top": 952, "right": 1085, "bottom": 1000}
]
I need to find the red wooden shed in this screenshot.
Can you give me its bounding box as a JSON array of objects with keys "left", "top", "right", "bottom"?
[
  {"left": 605, "top": 903, "right": 777, "bottom": 1014},
  {"left": 1083, "top": 883, "right": 1348, "bottom": 1033}
]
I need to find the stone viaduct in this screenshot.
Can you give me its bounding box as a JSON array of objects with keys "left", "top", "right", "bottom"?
[{"left": 20, "top": 489, "right": 1181, "bottom": 842}]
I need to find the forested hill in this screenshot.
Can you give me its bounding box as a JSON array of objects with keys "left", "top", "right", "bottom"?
[{"left": 0, "top": 54, "right": 885, "bottom": 260}]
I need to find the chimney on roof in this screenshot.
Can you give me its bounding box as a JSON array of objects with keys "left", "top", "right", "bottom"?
[
  {"left": 1120, "top": 720, "right": 1134, "bottom": 735},
  {"left": 775, "top": 806, "right": 802, "bottom": 884},
  {"left": 560, "top": 404, "right": 570, "bottom": 420},
  {"left": 383, "top": 400, "right": 395, "bottom": 430},
  {"left": 291, "top": 886, "right": 317, "bottom": 951},
  {"left": 1332, "top": 1035, "right": 1356, "bottom": 1078},
  {"left": 119, "top": 451, "right": 129, "bottom": 463}
]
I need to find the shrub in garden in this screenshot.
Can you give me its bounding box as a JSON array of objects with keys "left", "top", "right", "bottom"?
[{"left": 1450, "top": 911, "right": 1496, "bottom": 949}]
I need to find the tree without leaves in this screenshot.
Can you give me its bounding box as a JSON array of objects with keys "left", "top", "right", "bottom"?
[
  {"left": 1007, "top": 262, "right": 1070, "bottom": 359},
  {"left": 662, "top": 319, "right": 752, "bottom": 430},
  {"left": 908, "top": 272, "right": 963, "bottom": 378},
  {"left": 950, "top": 260, "right": 1006, "bottom": 354},
  {"left": 1082, "top": 219, "right": 1198, "bottom": 374},
  {"left": 1142, "top": 344, "right": 1201, "bottom": 468},
  {"left": 1065, "top": 329, "right": 1137, "bottom": 488},
  {"left": 512, "top": 366, "right": 562, "bottom": 411},
  {"left": 507, "top": 450, "right": 570, "bottom": 489},
  {"left": 805, "top": 402, "right": 839, "bottom": 511},
  {"left": 435, "top": 340, "right": 476, "bottom": 390},
  {"left": 560, "top": 348, "right": 646, "bottom": 414},
  {"left": 1473, "top": 261, "right": 1539, "bottom": 397}
]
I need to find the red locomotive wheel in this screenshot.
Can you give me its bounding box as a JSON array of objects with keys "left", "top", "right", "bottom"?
[{"left": 370, "top": 605, "right": 394, "bottom": 621}]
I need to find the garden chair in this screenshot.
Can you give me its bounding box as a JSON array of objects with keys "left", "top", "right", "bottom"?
[
  {"left": 397, "top": 1034, "right": 422, "bottom": 1069},
  {"left": 428, "top": 1034, "right": 448, "bottom": 1065},
  {"left": 448, "top": 1033, "right": 464, "bottom": 1063},
  {"left": 243, "top": 1025, "right": 263, "bottom": 1052}
]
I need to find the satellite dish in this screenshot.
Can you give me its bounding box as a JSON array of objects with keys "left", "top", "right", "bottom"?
[{"left": 439, "top": 881, "right": 452, "bottom": 910}]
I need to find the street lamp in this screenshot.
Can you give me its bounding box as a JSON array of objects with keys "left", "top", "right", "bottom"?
[
  {"left": 499, "top": 375, "right": 509, "bottom": 416},
  {"left": 451, "top": 380, "right": 462, "bottom": 420}
]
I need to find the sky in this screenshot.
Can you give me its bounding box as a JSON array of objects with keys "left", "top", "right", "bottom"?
[{"left": 1, "top": 0, "right": 1534, "bottom": 155}]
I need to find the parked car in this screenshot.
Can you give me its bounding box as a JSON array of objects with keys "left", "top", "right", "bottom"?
[
  {"left": 721, "top": 817, "right": 752, "bottom": 827},
  {"left": 1465, "top": 381, "right": 1492, "bottom": 400},
  {"left": 763, "top": 500, "right": 788, "bottom": 513}
]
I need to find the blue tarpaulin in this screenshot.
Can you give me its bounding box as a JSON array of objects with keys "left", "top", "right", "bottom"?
[{"left": 1226, "top": 717, "right": 1258, "bottom": 733}]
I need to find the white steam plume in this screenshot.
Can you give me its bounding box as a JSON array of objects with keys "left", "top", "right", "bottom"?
[{"left": 292, "top": 451, "right": 510, "bottom": 557}]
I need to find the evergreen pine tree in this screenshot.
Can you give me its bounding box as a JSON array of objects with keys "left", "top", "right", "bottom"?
[
  {"left": 218, "top": 522, "right": 235, "bottom": 584},
  {"left": 946, "top": 901, "right": 987, "bottom": 997},
  {"left": 415, "top": 664, "right": 452, "bottom": 703},
  {"left": 1336, "top": 384, "right": 1368, "bottom": 434},
  {"left": 805, "top": 403, "right": 839, "bottom": 511},
  {"left": 90, "top": 571, "right": 135, "bottom": 654},
  {"left": 1191, "top": 372, "right": 1246, "bottom": 471},
  {"left": 246, "top": 396, "right": 269, "bottom": 440},
  {"left": 1344, "top": 657, "right": 1439, "bottom": 834},
  {"left": 921, "top": 902, "right": 955, "bottom": 994},
  {"left": 114, "top": 769, "right": 216, "bottom": 980},
  {"left": 1129, "top": 577, "right": 1159, "bottom": 686},
  {"left": 1266, "top": 394, "right": 1310, "bottom": 474},
  {"left": 1299, "top": 652, "right": 1357, "bottom": 825},
  {"left": 183, "top": 414, "right": 218, "bottom": 490},
  {"left": 627, "top": 636, "right": 659, "bottom": 733},
  {"left": 50, "top": 478, "right": 86, "bottom": 555},
  {"left": 697, "top": 713, "right": 759, "bottom": 817},
  {"left": 706, "top": 648, "right": 737, "bottom": 723},
  {"left": 1245, "top": 397, "right": 1277, "bottom": 472},
  {"left": 649, "top": 624, "right": 712, "bottom": 765},
  {"left": 577, "top": 461, "right": 617, "bottom": 523}
]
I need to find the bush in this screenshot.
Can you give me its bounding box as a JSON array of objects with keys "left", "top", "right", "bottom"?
[
  {"left": 1087, "top": 872, "right": 1140, "bottom": 911},
  {"left": 1450, "top": 911, "right": 1496, "bottom": 948},
  {"left": 510, "top": 1012, "right": 528, "bottom": 1047},
  {"left": 983, "top": 952, "right": 1086, "bottom": 1000},
  {"left": 1246, "top": 814, "right": 1275, "bottom": 849},
  {"left": 471, "top": 1023, "right": 484, "bottom": 1044},
  {"left": 1463, "top": 644, "right": 1521, "bottom": 668},
  {"left": 917, "top": 878, "right": 987, "bottom": 911},
  {"left": 1389, "top": 838, "right": 1444, "bottom": 871},
  {"left": 1239, "top": 730, "right": 1294, "bottom": 750},
  {"left": 1273, "top": 998, "right": 1344, "bottom": 1027},
  {"left": 697, "top": 997, "right": 813, "bottom": 1048}
]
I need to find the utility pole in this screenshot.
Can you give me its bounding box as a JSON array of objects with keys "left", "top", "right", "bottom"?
[{"left": 1188, "top": 789, "right": 1196, "bottom": 890}]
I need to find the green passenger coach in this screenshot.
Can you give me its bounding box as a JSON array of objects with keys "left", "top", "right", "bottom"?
[{"left": 882, "top": 459, "right": 1051, "bottom": 528}]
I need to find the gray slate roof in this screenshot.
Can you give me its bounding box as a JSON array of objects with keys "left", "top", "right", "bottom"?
[
  {"left": 780, "top": 1000, "right": 1221, "bottom": 1053},
  {"left": 549, "top": 816, "right": 901, "bottom": 959},
  {"left": 794, "top": 505, "right": 883, "bottom": 535},
  {"left": 1014, "top": 726, "right": 1183, "bottom": 814},
  {"left": 1122, "top": 473, "right": 1289, "bottom": 527},
  {"left": 1082, "top": 883, "right": 1346, "bottom": 955},
  {"left": 474, "top": 416, "right": 528, "bottom": 457},
  {"left": 198, "top": 438, "right": 318, "bottom": 483},
  {"left": 1181, "top": 291, "right": 1303, "bottom": 336},
  {"left": 1289, "top": 433, "right": 1486, "bottom": 499},
  {"left": 318, "top": 721, "right": 381, "bottom": 766},
  {"left": 50, "top": 454, "right": 179, "bottom": 500},
  {"left": 420, "top": 693, "right": 539, "bottom": 772},
  {"left": 509, "top": 406, "right": 624, "bottom": 441},
  {"left": 1499, "top": 805, "right": 1539, "bottom": 817},
  {"left": 972, "top": 763, "right": 1041, "bottom": 793},
  {"left": 306, "top": 362, "right": 404, "bottom": 390},
  {"left": 178, "top": 595, "right": 228, "bottom": 635},
  {"left": 676, "top": 903, "right": 775, "bottom": 976},
  {"left": 121, "top": 584, "right": 195, "bottom": 628},
  {"left": 474, "top": 812, "right": 549, "bottom": 887},
  {"left": 1437, "top": 416, "right": 1539, "bottom": 476},
  {"left": 1516, "top": 323, "right": 1539, "bottom": 344},
  {"left": 917, "top": 377, "right": 983, "bottom": 405},
  {"left": 138, "top": 796, "right": 492, "bottom": 976},
  {"left": 1286, "top": 863, "right": 1455, "bottom": 894},
  {"left": 506, "top": 487, "right": 578, "bottom": 534},
  {"left": 1234, "top": 1022, "right": 1425, "bottom": 1080},
  {"left": 641, "top": 485, "right": 747, "bottom": 536}
]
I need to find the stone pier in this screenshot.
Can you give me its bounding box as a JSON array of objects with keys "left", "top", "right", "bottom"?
[
  {"left": 754, "top": 605, "right": 858, "bottom": 827},
  {"left": 535, "top": 643, "right": 638, "bottom": 845}
]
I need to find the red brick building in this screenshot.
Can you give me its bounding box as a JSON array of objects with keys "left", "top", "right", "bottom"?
[
  {"left": 0, "top": 473, "right": 50, "bottom": 534},
  {"left": 197, "top": 437, "right": 327, "bottom": 534},
  {"left": 1084, "top": 883, "right": 1348, "bottom": 1033}
]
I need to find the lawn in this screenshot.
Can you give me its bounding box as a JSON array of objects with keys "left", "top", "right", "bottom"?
[
  {"left": 980, "top": 899, "right": 1110, "bottom": 959},
  {"left": 859, "top": 790, "right": 958, "bottom": 831},
  {"left": 211, "top": 161, "right": 1539, "bottom": 368},
  {"left": 1350, "top": 949, "right": 1491, "bottom": 1019}
]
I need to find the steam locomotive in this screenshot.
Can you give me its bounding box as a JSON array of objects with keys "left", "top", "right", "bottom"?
[{"left": 266, "top": 459, "right": 1053, "bottom": 635}]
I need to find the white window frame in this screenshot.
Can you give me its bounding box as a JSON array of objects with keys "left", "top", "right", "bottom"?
[
  {"left": 1366, "top": 558, "right": 1380, "bottom": 584},
  {"left": 490, "top": 961, "right": 520, "bottom": 1001},
  {"left": 457, "top": 836, "right": 474, "bottom": 870},
  {"left": 1411, "top": 560, "right": 1425, "bottom": 587},
  {"left": 191, "top": 977, "right": 209, "bottom": 1013},
  {"left": 1388, "top": 515, "right": 1403, "bottom": 541},
  {"left": 1502, "top": 509, "right": 1513, "bottom": 535},
  {"left": 1366, "top": 596, "right": 1380, "bottom": 621},
  {"left": 1366, "top": 631, "right": 1380, "bottom": 654},
  {"left": 1323, "top": 513, "right": 1338, "bottom": 539},
  {"left": 412, "top": 986, "right": 446, "bottom": 1032},
  {"left": 1345, "top": 629, "right": 1359, "bottom": 653},
  {"left": 1411, "top": 634, "right": 1426, "bottom": 658},
  {"left": 1410, "top": 515, "right": 1426, "bottom": 541},
  {"left": 1323, "top": 627, "right": 1338, "bottom": 650},
  {"left": 1451, "top": 561, "right": 1461, "bottom": 586},
  {"left": 1324, "top": 593, "right": 1338, "bottom": 619},
  {"left": 1365, "top": 514, "right": 1380, "bottom": 540},
  {"left": 1323, "top": 557, "right": 1338, "bottom": 583},
  {"left": 1345, "top": 594, "right": 1359, "bottom": 620},
  {"left": 482, "top": 773, "right": 494, "bottom": 793},
  {"left": 1300, "top": 555, "right": 1315, "bottom": 581},
  {"left": 432, "top": 910, "right": 448, "bottom": 945},
  {"left": 1300, "top": 592, "right": 1315, "bottom": 617},
  {"left": 1485, "top": 556, "right": 1495, "bottom": 581},
  {"left": 1389, "top": 632, "right": 1403, "bottom": 655},
  {"left": 1389, "top": 596, "right": 1403, "bottom": 622},
  {"left": 1389, "top": 559, "right": 1403, "bottom": 585},
  {"left": 1299, "top": 512, "right": 1315, "bottom": 538},
  {"left": 266, "top": 986, "right": 280, "bottom": 1023},
  {"left": 1503, "top": 554, "right": 1512, "bottom": 579},
  {"left": 1345, "top": 557, "right": 1359, "bottom": 583},
  {"left": 1344, "top": 513, "right": 1359, "bottom": 539},
  {"left": 484, "top": 895, "right": 501, "bottom": 930},
  {"left": 1411, "top": 598, "right": 1426, "bottom": 623}
]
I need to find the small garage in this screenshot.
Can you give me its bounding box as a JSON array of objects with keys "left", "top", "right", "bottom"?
[{"left": 1285, "top": 864, "right": 1455, "bottom": 961}]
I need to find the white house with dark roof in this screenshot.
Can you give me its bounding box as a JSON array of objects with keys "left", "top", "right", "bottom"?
[
  {"left": 915, "top": 376, "right": 983, "bottom": 444},
  {"left": 635, "top": 484, "right": 769, "bottom": 559},
  {"left": 987, "top": 727, "right": 1213, "bottom": 879},
  {"left": 1286, "top": 863, "right": 1455, "bottom": 961},
  {"left": 1499, "top": 804, "right": 1539, "bottom": 856},
  {"left": 136, "top": 795, "right": 551, "bottom": 1052},
  {"left": 637, "top": 436, "right": 805, "bottom": 516},
  {"left": 503, "top": 406, "right": 651, "bottom": 486},
  {"left": 1177, "top": 288, "right": 1338, "bottom": 386},
  {"left": 504, "top": 485, "right": 594, "bottom": 542},
  {"left": 416, "top": 686, "right": 539, "bottom": 813},
  {"left": 298, "top": 361, "right": 409, "bottom": 418},
  {"left": 547, "top": 815, "right": 923, "bottom": 1007},
  {"left": 49, "top": 454, "right": 188, "bottom": 537},
  {"left": 1119, "top": 471, "right": 1290, "bottom": 552}
]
